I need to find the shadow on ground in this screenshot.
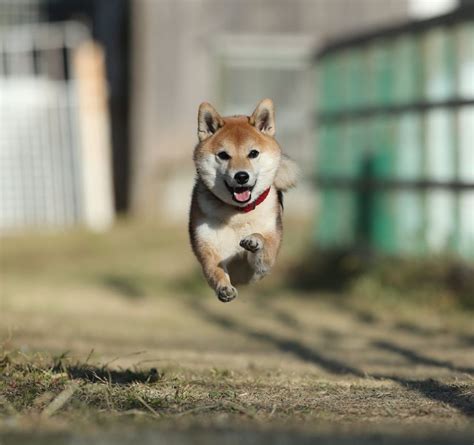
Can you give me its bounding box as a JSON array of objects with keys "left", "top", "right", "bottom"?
[
  {"left": 53, "top": 362, "right": 161, "bottom": 385},
  {"left": 372, "top": 340, "right": 474, "bottom": 375},
  {"left": 285, "top": 249, "right": 474, "bottom": 311},
  {"left": 286, "top": 249, "right": 367, "bottom": 292},
  {"left": 190, "top": 300, "right": 474, "bottom": 418},
  {"left": 101, "top": 274, "right": 147, "bottom": 299}
]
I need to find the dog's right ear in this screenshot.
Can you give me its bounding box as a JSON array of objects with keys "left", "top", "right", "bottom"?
[{"left": 198, "top": 102, "right": 224, "bottom": 142}]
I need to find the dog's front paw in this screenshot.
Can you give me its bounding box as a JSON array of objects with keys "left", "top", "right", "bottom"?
[
  {"left": 240, "top": 234, "right": 263, "bottom": 253},
  {"left": 217, "top": 285, "right": 238, "bottom": 303}
]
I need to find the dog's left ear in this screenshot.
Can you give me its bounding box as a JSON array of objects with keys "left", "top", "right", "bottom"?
[
  {"left": 198, "top": 102, "right": 224, "bottom": 142},
  {"left": 250, "top": 98, "right": 275, "bottom": 136}
]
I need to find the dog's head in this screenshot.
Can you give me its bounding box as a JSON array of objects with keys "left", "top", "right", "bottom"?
[{"left": 193, "top": 99, "right": 281, "bottom": 207}]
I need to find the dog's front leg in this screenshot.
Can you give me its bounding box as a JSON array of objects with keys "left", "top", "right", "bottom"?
[
  {"left": 240, "top": 232, "right": 280, "bottom": 280},
  {"left": 198, "top": 246, "right": 237, "bottom": 302}
]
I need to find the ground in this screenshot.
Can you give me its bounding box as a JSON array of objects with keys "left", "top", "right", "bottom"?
[{"left": 0, "top": 219, "right": 473, "bottom": 444}]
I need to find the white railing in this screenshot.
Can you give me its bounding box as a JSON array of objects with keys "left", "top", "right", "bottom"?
[{"left": 0, "top": 22, "right": 114, "bottom": 232}]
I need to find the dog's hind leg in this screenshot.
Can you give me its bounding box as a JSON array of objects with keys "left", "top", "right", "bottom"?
[{"left": 240, "top": 232, "right": 280, "bottom": 281}]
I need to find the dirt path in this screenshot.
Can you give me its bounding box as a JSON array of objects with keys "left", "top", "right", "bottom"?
[{"left": 0, "top": 223, "right": 473, "bottom": 443}]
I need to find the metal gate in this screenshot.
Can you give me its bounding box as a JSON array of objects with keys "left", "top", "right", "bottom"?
[
  {"left": 315, "top": 6, "right": 474, "bottom": 259},
  {"left": 0, "top": 18, "right": 114, "bottom": 232}
]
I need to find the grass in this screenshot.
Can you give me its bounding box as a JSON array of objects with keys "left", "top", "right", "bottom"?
[
  {"left": 0, "top": 218, "right": 473, "bottom": 444},
  {"left": 286, "top": 247, "right": 474, "bottom": 311},
  {"left": 2, "top": 348, "right": 472, "bottom": 429}
]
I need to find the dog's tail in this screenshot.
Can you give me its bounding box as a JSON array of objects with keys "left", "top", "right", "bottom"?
[{"left": 274, "top": 154, "right": 299, "bottom": 192}]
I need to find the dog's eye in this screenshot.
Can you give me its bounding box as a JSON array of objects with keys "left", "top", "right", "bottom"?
[
  {"left": 217, "top": 151, "right": 231, "bottom": 160},
  {"left": 248, "top": 150, "right": 259, "bottom": 159}
]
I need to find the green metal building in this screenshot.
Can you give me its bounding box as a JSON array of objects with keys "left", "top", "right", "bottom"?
[{"left": 316, "top": 6, "right": 474, "bottom": 259}]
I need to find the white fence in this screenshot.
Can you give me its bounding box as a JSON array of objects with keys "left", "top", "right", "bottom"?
[
  {"left": 0, "top": 22, "right": 114, "bottom": 233},
  {"left": 0, "top": 0, "right": 42, "bottom": 26}
]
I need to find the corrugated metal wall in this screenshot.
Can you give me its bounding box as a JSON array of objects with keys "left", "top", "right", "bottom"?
[{"left": 316, "top": 7, "right": 474, "bottom": 259}]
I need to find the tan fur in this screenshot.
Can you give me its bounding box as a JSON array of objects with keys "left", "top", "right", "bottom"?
[
  {"left": 274, "top": 155, "right": 299, "bottom": 191},
  {"left": 189, "top": 99, "right": 296, "bottom": 302}
]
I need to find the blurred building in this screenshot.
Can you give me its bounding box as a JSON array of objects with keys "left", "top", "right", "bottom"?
[
  {"left": 0, "top": 0, "right": 128, "bottom": 232},
  {"left": 2, "top": 0, "right": 469, "bottom": 239},
  {"left": 130, "top": 0, "right": 412, "bottom": 218},
  {"left": 0, "top": 3, "right": 111, "bottom": 232}
]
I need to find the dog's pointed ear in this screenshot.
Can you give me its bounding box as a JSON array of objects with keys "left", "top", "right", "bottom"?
[
  {"left": 250, "top": 98, "right": 275, "bottom": 136},
  {"left": 198, "top": 102, "right": 224, "bottom": 142}
]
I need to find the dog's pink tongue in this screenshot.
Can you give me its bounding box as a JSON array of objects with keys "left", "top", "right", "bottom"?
[{"left": 234, "top": 190, "right": 251, "bottom": 202}]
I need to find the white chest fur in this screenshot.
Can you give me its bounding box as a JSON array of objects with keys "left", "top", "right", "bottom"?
[{"left": 195, "top": 187, "right": 278, "bottom": 263}]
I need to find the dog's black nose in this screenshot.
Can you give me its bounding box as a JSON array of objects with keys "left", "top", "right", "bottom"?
[{"left": 234, "top": 171, "right": 249, "bottom": 185}]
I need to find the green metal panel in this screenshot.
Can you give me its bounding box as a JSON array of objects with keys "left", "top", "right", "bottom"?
[
  {"left": 424, "top": 108, "right": 456, "bottom": 181},
  {"left": 339, "top": 121, "right": 363, "bottom": 179},
  {"left": 457, "top": 107, "right": 474, "bottom": 184},
  {"left": 456, "top": 22, "right": 474, "bottom": 98},
  {"left": 423, "top": 27, "right": 457, "bottom": 101},
  {"left": 455, "top": 24, "right": 474, "bottom": 258},
  {"left": 337, "top": 51, "right": 350, "bottom": 110},
  {"left": 394, "top": 191, "right": 426, "bottom": 254},
  {"left": 395, "top": 112, "right": 424, "bottom": 180},
  {"left": 346, "top": 48, "right": 367, "bottom": 109},
  {"left": 372, "top": 190, "right": 426, "bottom": 255},
  {"left": 371, "top": 115, "right": 396, "bottom": 179},
  {"left": 458, "top": 192, "right": 474, "bottom": 258},
  {"left": 318, "top": 57, "right": 332, "bottom": 113},
  {"left": 392, "top": 34, "right": 423, "bottom": 104},
  {"left": 317, "top": 123, "right": 340, "bottom": 177},
  {"left": 424, "top": 108, "right": 457, "bottom": 252},
  {"left": 456, "top": 106, "right": 474, "bottom": 257},
  {"left": 371, "top": 190, "right": 395, "bottom": 254},
  {"left": 318, "top": 63, "right": 325, "bottom": 111},
  {"left": 318, "top": 120, "right": 362, "bottom": 179},
  {"left": 317, "top": 119, "right": 358, "bottom": 247},
  {"left": 367, "top": 40, "right": 394, "bottom": 106},
  {"left": 393, "top": 113, "right": 425, "bottom": 253},
  {"left": 370, "top": 116, "right": 397, "bottom": 253},
  {"left": 315, "top": 13, "right": 474, "bottom": 260},
  {"left": 370, "top": 112, "right": 427, "bottom": 255},
  {"left": 319, "top": 54, "right": 345, "bottom": 113},
  {"left": 317, "top": 189, "right": 356, "bottom": 247},
  {"left": 425, "top": 190, "right": 457, "bottom": 252}
]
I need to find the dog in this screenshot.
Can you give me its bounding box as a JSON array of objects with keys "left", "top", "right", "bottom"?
[{"left": 189, "top": 99, "right": 298, "bottom": 302}]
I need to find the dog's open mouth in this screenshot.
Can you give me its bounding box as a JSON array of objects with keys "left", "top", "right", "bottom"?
[{"left": 225, "top": 182, "right": 254, "bottom": 204}]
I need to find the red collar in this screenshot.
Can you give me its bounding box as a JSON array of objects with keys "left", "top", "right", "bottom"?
[{"left": 235, "top": 187, "right": 271, "bottom": 213}]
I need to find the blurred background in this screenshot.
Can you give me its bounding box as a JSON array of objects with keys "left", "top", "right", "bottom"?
[
  {"left": 1, "top": 1, "right": 474, "bottom": 440},
  {"left": 0, "top": 0, "right": 473, "bottom": 261}
]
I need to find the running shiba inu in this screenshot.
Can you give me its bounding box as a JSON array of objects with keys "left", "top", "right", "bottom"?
[{"left": 189, "top": 99, "right": 298, "bottom": 302}]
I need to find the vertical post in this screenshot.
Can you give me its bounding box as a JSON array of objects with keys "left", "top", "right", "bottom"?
[{"left": 74, "top": 41, "right": 114, "bottom": 231}]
